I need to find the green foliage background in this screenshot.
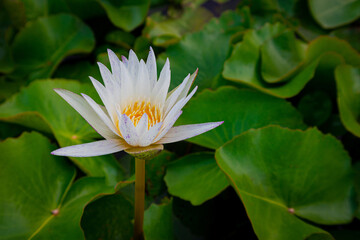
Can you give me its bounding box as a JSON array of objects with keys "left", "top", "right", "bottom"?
[{"left": 0, "top": 0, "right": 360, "bottom": 239}]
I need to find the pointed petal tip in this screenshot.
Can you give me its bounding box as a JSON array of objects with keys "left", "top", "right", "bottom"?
[
  {"left": 53, "top": 88, "right": 61, "bottom": 93},
  {"left": 121, "top": 55, "right": 128, "bottom": 62},
  {"left": 51, "top": 149, "right": 63, "bottom": 156},
  {"left": 107, "top": 48, "right": 115, "bottom": 55}
]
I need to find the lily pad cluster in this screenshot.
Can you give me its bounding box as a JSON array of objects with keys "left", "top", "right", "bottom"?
[{"left": 1, "top": 0, "right": 360, "bottom": 239}]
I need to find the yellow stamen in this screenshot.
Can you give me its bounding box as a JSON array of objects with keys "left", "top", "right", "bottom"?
[{"left": 122, "top": 101, "right": 162, "bottom": 129}]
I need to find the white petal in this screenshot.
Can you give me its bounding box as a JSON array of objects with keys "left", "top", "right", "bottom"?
[
  {"left": 128, "top": 49, "right": 139, "bottom": 79},
  {"left": 97, "top": 62, "right": 114, "bottom": 89},
  {"left": 154, "top": 86, "right": 198, "bottom": 141},
  {"left": 135, "top": 113, "right": 148, "bottom": 136},
  {"left": 164, "top": 85, "right": 198, "bottom": 120},
  {"left": 164, "top": 74, "right": 190, "bottom": 115},
  {"left": 152, "top": 58, "right": 170, "bottom": 106},
  {"left": 137, "top": 60, "right": 150, "bottom": 98},
  {"left": 89, "top": 77, "right": 117, "bottom": 122},
  {"left": 51, "top": 139, "right": 129, "bottom": 157},
  {"left": 177, "top": 68, "right": 198, "bottom": 101},
  {"left": 139, "top": 122, "right": 163, "bottom": 146},
  {"left": 54, "top": 89, "right": 117, "bottom": 139},
  {"left": 119, "top": 61, "right": 134, "bottom": 106},
  {"left": 107, "top": 49, "right": 122, "bottom": 86},
  {"left": 156, "top": 122, "right": 223, "bottom": 144},
  {"left": 81, "top": 93, "right": 120, "bottom": 136},
  {"left": 146, "top": 47, "right": 157, "bottom": 88},
  {"left": 153, "top": 110, "right": 182, "bottom": 142},
  {"left": 118, "top": 113, "right": 139, "bottom": 146},
  {"left": 166, "top": 68, "right": 197, "bottom": 100},
  {"left": 121, "top": 55, "right": 128, "bottom": 66}
]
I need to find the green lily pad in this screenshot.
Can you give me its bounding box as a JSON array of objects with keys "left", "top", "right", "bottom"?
[
  {"left": 224, "top": 30, "right": 360, "bottom": 98},
  {"left": 144, "top": 198, "right": 174, "bottom": 240},
  {"left": 176, "top": 86, "right": 306, "bottom": 149},
  {"left": 261, "top": 31, "right": 307, "bottom": 83},
  {"left": 216, "top": 126, "right": 354, "bottom": 239},
  {"left": 308, "top": 0, "right": 360, "bottom": 29},
  {"left": 81, "top": 194, "right": 134, "bottom": 240},
  {"left": 161, "top": 10, "right": 245, "bottom": 92},
  {"left": 335, "top": 64, "right": 360, "bottom": 137},
  {"left": 143, "top": 7, "right": 213, "bottom": 47},
  {"left": 98, "top": 0, "right": 150, "bottom": 32},
  {"left": 11, "top": 14, "right": 95, "bottom": 81},
  {"left": 165, "top": 152, "right": 229, "bottom": 205},
  {"left": 0, "top": 132, "right": 114, "bottom": 239},
  {"left": 0, "top": 79, "right": 124, "bottom": 184}
]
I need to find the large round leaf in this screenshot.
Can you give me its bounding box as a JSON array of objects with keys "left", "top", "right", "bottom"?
[
  {"left": 176, "top": 86, "right": 305, "bottom": 149},
  {"left": 216, "top": 126, "right": 354, "bottom": 240},
  {"left": 335, "top": 64, "right": 360, "bottom": 137},
  {"left": 165, "top": 152, "right": 229, "bottom": 205},
  {"left": 98, "top": 0, "right": 150, "bottom": 32},
  {"left": 0, "top": 132, "right": 114, "bottom": 239},
  {"left": 11, "top": 14, "right": 95, "bottom": 81},
  {"left": 308, "top": 0, "right": 360, "bottom": 29},
  {"left": 0, "top": 79, "right": 123, "bottom": 184}
]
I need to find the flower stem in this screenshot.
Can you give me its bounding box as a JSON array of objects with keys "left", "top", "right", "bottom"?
[{"left": 134, "top": 158, "right": 145, "bottom": 240}]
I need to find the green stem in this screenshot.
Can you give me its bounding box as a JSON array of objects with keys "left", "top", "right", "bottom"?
[{"left": 134, "top": 158, "right": 145, "bottom": 240}]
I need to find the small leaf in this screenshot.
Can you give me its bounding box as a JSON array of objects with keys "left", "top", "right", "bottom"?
[
  {"left": 216, "top": 126, "right": 355, "bottom": 239},
  {"left": 308, "top": 0, "right": 360, "bottom": 29},
  {"left": 335, "top": 64, "right": 360, "bottom": 137},
  {"left": 143, "top": 7, "right": 213, "bottom": 47},
  {"left": 98, "top": 0, "right": 150, "bottom": 32},
  {"left": 261, "top": 31, "right": 307, "bottom": 83},
  {"left": 165, "top": 152, "right": 229, "bottom": 205}
]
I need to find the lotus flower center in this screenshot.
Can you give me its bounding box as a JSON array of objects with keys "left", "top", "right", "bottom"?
[{"left": 122, "top": 101, "right": 162, "bottom": 128}]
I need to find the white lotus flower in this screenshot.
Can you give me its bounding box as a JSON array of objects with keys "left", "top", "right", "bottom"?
[{"left": 51, "top": 48, "right": 223, "bottom": 158}]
